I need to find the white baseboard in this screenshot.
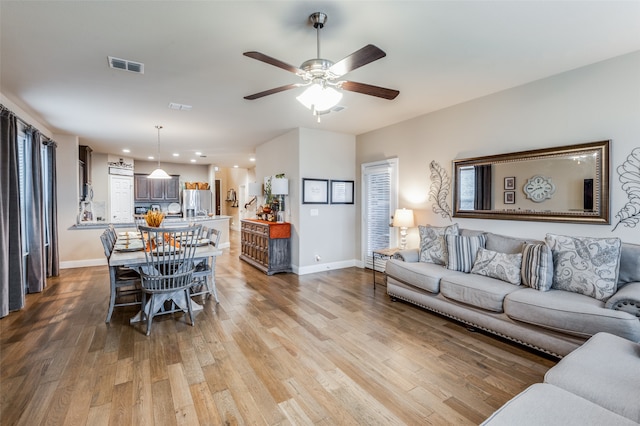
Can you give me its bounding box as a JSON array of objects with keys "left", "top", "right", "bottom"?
[
  {"left": 296, "top": 259, "right": 358, "bottom": 275},
  {"left": 60, "top": 258, "right": 107, "bottom": 269}
]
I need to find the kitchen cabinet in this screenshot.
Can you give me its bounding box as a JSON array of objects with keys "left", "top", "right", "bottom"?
[
  {"left": 240, "top": 219, "right": 291, "bottom": 275},
  {"left": 134, "top": 174, "right": 180, "bottom": 202}
]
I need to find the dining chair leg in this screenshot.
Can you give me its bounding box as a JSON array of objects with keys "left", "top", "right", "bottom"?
[
  {"left": 146, "top": 295, "right": 155, "bottom": 336},
  {"left": 106, "top": 288, "right": 116, "bottom": 323},
  {"left": 185, "top": 289, "right": 195, "bottom": 326},
  {"left": 210, "top": 260, "right": 219, "bottom": 303}
]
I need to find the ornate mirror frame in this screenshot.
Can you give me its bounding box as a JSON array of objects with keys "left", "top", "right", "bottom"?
[{"left": 452, "top": 140, "right": 610, "bottom": 224}]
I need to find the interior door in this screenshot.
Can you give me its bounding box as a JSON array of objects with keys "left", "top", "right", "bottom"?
[
  {"left": 215, "top": 179, "right": 221, "bottom": 215},
  {"left": 109, "top": 175, "right": 134, "bottom": 223}
]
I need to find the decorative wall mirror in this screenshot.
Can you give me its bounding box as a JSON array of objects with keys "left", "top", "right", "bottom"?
[{"left": 452, "top": 140, "right": 610, "bottom": 224}]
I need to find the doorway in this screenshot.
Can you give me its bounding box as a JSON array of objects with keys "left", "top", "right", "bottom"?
[
  {"left": 109, "top": 175, "right": 134, "bottom": 223},
  {"left": 215, "top": 179, "right": 221, "bottom": 215}
]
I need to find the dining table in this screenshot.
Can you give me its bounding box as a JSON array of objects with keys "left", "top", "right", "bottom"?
[{"left": 109, "top": 235, "right": 223, "bottom": 323}]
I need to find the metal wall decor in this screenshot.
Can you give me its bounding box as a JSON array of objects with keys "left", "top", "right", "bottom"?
[
  {"left": 428, "top": 160, "right": 452, "bottom": 221},
  {"left": 613, "top": 147, "right": 640, "bottom": 231}
]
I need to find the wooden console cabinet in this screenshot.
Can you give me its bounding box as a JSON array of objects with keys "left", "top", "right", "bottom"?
[{"left": 240, "top": 219, "right": 291, "bottom": 275}]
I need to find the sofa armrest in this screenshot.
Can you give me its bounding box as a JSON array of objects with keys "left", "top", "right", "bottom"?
[
  {"left": 392, "top": 248, "right": 419, "bottom": 262},
  {"left": 605, "top": 282, "right": 640, "bottom": 317}
]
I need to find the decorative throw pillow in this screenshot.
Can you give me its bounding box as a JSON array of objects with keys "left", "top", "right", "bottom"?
[
  {"left": 419, "top": 223, "right": 459, "bottom": 265},
  {"left": 545, "top": 234, "right": 622, "bottom": 301},
  {"left": 471, "top": 247, "right": 522, "bottom": 285},
  {"left": 445, "top": 233, "right": 487, "bottom": 273},
  {"left": 521, "top": 243, "right": 554, "bottom": 291}
]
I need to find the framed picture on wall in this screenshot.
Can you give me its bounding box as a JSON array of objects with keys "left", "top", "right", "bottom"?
[
  {"left": 504, "top": 191, "right": 515, "bottom": 204},
  {"left": 330, "top": 180, "right": 354, "bottom": 204},
  {"left": 302, "top": 178, "right": 329, "bottom": 204},
  {"left": 504, "top": 176, "right": 516, "bottom": 190}
]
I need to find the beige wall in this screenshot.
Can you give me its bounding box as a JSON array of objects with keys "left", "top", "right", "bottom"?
[{"left": 356, "top": 51, "right": 640, "bottom": 259}]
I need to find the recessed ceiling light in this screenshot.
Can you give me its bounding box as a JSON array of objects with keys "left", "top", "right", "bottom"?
[
  {"left": 233, "top": 165, "right": 238, "bottom": 168},
  {"left": 249, "top": 157, "right": 255, "bottom": 162},
  {"left": 172, "top": 153, "right": 179, "bottom": 157},
  {"left": 148, "top": 156, "right": 154, "bottom": 160},
  {"left": 195, "top": 151, "right": 202, "bottom": 156},
  {"left": 190, "top": 159, "right": 196, "bottom": 163},
  {"left": 122, "top": 148, "right": 130, "bottom": 153}
]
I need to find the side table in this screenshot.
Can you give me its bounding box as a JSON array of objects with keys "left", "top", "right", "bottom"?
[{"left": 372, "top": 247, "right": 399, "bottom": 290}]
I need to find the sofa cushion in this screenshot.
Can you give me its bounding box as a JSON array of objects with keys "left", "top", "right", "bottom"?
[
  {"left": 471, "top": 247, "right": 522, "bottom": 285},
  {"left": 480, "top": 383, "right": 638, "bottom": 426},
  {"left": 544, "top": 332, "right": 640, "bottom": 423},
  {"left": 440, "top": 273, "right": 521, "bottom": 312},
  {"left": 520, "top": 243, "right": 554, "bottom": 291},
  {"left": 618, "top": 242, "right": 640, "bottom": 286},
  {"left": 546, "top": 233, "right": 622, "bottom": 301},
  {"left": 418, "top": 223, "right": 459, "bottom": 265},
  {"left": 504, "top": 288, "right": 640, "bottom": 340},
  {"left": 485, "top": 233, "right": 527, "bottom": 254},
  {"left": 445, "top": 233, "right": 487, "bottom": 273},
  {"left": 385, "top": 259, "right": 457, "bottom": 294}
]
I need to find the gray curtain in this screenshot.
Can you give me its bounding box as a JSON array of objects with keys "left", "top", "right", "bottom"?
[
  {"left": 474, "top": 164, "right": 492, "bottom": 210},
  {"left": 44, "top": 141, "right": 59, "bottom": 277},
  {"left": 25, "top": 129, "right": 46, "bottom": 293},
  {"left": 0, "top": 108, "right": 24, "bottom": 316}
]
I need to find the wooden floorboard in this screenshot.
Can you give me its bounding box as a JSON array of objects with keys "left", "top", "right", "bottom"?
[{"left": 0, "top": 230, "right": 556, "bottom": 425}]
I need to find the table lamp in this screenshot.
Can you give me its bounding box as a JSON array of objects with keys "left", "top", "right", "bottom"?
[{"left": 392, "top": 208, "right": 415, "bottom": 250}]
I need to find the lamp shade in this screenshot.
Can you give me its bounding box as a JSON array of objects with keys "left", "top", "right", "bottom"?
[
  {"left": 248, "top": 182, "right": 262, "bottom": 196},
  {"left": 296, "top": 84, "right": 342, "bottom": 112},
  {"left": 148, "top": 168, "right": 171, "bottom": 179},
  {"left": 271, "top": 178, "right": 289, "bottom": 195},
  {"left": 392, "top": 208, "right": 415, "bottom": 228}
]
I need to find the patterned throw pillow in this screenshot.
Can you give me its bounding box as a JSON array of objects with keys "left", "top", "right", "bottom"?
[
  {"left": 419, "top": 224, "right": 459, "bottom": 265},
  {"left": 545, "top": 234, "right": 622, "bottom": 301},
  {"left": 445, "top": 233, "right": 487, "bottom": 273},
  {"left": 521, "top": 243, "right": 554, "bottom": 291},
  {"left": 471, "top": 247, "right": 522, "bottom": 285}
]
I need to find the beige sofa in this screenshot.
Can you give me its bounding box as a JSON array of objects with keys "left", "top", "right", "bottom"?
[
  {"left": 481, "top": 332, "right": 640, "bottom": 425},
  {"left": 385, "top": 228, "right": 640, "bottom": 357}
]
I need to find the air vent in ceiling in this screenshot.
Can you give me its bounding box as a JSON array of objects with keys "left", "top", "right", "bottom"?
[
  {"left": 168, "top": 102, "right": 193, "bottom": 111},
  {"left": 108, "top": 56, "right": 144, "bottom": 74}
]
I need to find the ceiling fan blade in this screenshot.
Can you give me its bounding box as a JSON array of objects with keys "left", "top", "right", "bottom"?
[
  {"left": 244, "top": 84, "right": 301, "bottom": 100},
  {"left": 243, "top": 51, "right": 303, "bottom": 75},
  {"left": 329, "top": 44, "right": 387, "bottom": 77},
  {"left": 341, "top": 81, "right": 399, "bottom": 100}
]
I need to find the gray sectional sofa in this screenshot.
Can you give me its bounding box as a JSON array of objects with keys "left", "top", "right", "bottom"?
[
  {"left": 481, "top": 332, "right": 640, "bottom": 425},
  {"left": 385, "top": 226, "right": 640, "bottom": 357}
]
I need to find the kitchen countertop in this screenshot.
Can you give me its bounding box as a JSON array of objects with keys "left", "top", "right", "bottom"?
[{"left": 71, "top": 215, "right": 231, "bottom": 230}]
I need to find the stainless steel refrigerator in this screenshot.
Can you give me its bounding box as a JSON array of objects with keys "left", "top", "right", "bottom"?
[{"left": 182, "top": 189, "right": 213, "bottom": 217}]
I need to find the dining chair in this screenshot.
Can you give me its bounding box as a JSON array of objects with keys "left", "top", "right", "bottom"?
[
  {"left": 138, "top": 224, "right": 202, "bottom": 335},
  {"left": 100, "top": 231, "right": 142, "bottom": 323},
  {"left": 191, "top": 227, "right": 221, "bottom": 303}
]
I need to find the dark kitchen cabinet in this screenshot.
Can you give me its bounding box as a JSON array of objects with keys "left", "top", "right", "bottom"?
[{"left": 134, "top": 174, "right": 180, "bottom": 202}]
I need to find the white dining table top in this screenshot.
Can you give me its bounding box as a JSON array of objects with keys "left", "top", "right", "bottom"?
[{"left": 109, "top": 243, "right": 222, "bottom": 267}]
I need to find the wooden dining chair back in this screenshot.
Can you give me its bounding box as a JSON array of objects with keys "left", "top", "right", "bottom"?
[
  {"left": 100, "top": 231, "right": 142, "bottom": 323},
  {"left": 138, "top": 225, "right": 202, "bottom": 335},
  {"left": 191, "top": 228, "right": 222, "bottom": 303}
]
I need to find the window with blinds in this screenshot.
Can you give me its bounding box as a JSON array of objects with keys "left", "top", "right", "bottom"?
[{"left": 362, "top": 159, "right": 398, "bottom": 270}]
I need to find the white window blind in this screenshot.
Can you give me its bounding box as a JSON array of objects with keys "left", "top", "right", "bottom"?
[{"left": 362, "top": 159, "right": 398, "bottom": 270}]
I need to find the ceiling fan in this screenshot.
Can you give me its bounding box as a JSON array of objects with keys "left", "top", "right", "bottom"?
[{"left": 243, "top": 12, "right": 399, "bottom": 119}]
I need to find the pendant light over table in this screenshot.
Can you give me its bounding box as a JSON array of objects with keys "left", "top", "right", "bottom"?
[{"left": 148, "top": 125, "right": 171, "bottom": 179}]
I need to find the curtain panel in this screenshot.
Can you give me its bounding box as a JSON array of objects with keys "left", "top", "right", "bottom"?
[
  {"left": 0, "top": 108, "right": 25, "bottom": 316},
  {"left": 26, "top": 129, "right": 46, "bottom": 293},
  {"left": 474, "top": 164, "right": 492, "bottom": 211},
  {"left": 44, "top": 141, "right": 59, "bottom": 277}
]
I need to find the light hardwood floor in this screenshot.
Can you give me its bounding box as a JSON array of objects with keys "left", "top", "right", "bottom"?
[{"left": 1, "top": 231, "right": 556, "bottom": 425}]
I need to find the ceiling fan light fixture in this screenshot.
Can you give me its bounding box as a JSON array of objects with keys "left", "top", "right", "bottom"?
[{"left": 296, "top": 84, "right": 342, "bottom": 113}]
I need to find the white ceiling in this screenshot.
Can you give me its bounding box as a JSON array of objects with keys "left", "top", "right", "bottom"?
[{"left": 2, "top": 1, "right": 639, "bottom": 168}]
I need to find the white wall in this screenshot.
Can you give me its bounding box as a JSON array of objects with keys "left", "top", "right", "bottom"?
[
  {"left": 256, "top": 128, "right": 356, "bottom": 274},
  {"left": 356, "top": 51, "right": 640, "bottom": 255}
]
